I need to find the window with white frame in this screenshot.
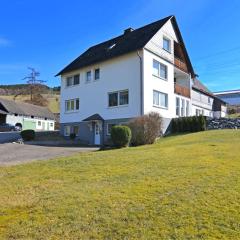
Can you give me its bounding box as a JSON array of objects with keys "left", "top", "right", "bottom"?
[
  {"left": 65, "top": 98, "right": 79, "bottom": 112},
  {"left": 94, "top": 68, "right": 100, "bottom": 80},
  {"left": 107, "top": 123, "right": 116, "bottom": 135},
  {"left": 153, "top": 60, "right": 168, "bottom": 80},
  {"left": 186, "top": 100, "right": 190, "bottom": 116},
  {"left": 181, "top": 99, "right": 185, "bottom": 116},
  {"left": 66, "top": 74, "right": 80, "bottom": 87},
  {"left": 208, "top": 97, "right": 211, "bottom": 104},
  {"left": 163, "top": 37, "right": 171, "bottom": 52},
  {"left": 108, "top": 90, "right": 129, "bottom": 107},
  {"left": 86, "top": 71, "right": 91, "bottom": 82},
  {"left": 196, "top": 109, "right": 201, "bottom": 116},
  {"left": 38, "top": 121, "right": 41, "bottom": 126},
  {"left": 64, "top": 126, "right": 71, "bottom": 136},
  {"left": 153, "top": 90, "right": 168, "bottom": 108},
  {"left": 50, "top": 122, "right": 54, "bottom": 127},
  {"left": 176, "top": 97, "right": 180, "bottom": 116}
]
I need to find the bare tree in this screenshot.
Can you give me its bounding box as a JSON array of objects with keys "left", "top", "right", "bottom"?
[{"left": 22, "top": 67, "right": 46, "bottom": 101}]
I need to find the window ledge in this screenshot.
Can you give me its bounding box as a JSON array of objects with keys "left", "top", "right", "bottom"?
[
  {"left": 162, "top": 48, "right": 172, "bottom": 54},
  {"left": 152, "top": 74, "right": 168, "bottom": 81},
  {"left": 65, "top": 84, "right": 80, "bottom": 89},
  {"left": 64, "top": 110, "right": 79, "bottom": 114},
  {"left": 153, "top": 105, "right": 168, "bottom": 110},
  {"left": 108, "top": 104, "right": 129, "bottom": 109}
]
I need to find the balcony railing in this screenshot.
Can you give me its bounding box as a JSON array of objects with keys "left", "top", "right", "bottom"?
[
  {"left": 174, "top": 57, "right": 188, "bottom": 73},
  {"left": 174, "top": 84, "right": 191, "bottom": 98}
]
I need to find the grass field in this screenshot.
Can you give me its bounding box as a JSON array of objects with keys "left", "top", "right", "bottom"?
[
  {"left": 0, "top": 94, "right": 60, "bottom": 113},
  {"left": 1, "top": 130, "right": 240, "bottom": 239}
]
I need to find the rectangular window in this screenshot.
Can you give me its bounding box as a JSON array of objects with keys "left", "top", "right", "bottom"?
[
  {"left": 50, "top": 122, "right": 54, "bottom": 127},
  {"left": 75, "top": 99, "right": 79, "bottom": 110},
  {"left": 208, "top": 97, "right": 211, "bottom": 104},
  {"left": 64, "top": 126, "right": 71, "bottom": 136},
  {"left": 152, "top": 59, "right": 168, "bottom": 80},
  {"left": 66, "top": 75, "right": 79, "bottom": 87},
  {"left": 153, "top": 90, "right": 168, "bottom": 108},
  {"left": 107, "top": 123, "right": 116, "bottom": 135},
  {"left": 186, "top": 100, "right": 190, "bottom": 116},
  {"left": 74, "top": 74, "right": 80, "bottom": 85},
  {"left": 108, "top": 90, "right": 129, "bottom": 107},
  {"left": 176, "top": 97, "right": 180, "bottom": 116},
  {"left": 119, "top": 90, "right": 129, "bottom": 105},
  {"left": 86, "top": 71, "right": 91, "bottom": 82},
  {"left": 163, "top": 37, "right": 171, "bottom": 52},
  {"left": 108, "top": 92, "right": 118, "bottom": 107},
  {"left": 94, "top": 68, "right": 100, "bottom": 80},
  {"left": 66, "top": 76, "right": 73, "bottom": 87},
  {"left": 38, "top": 121, "right": 41, "bottom": 126},
  {"left": 181, "top": 99, "right": 185, "bottom": 117},
  {"left": 65, "top": 98, "right": 79, "bottom": 112},
  {"left": 73, "top": 126, "right": 79, "bottom": 136}
]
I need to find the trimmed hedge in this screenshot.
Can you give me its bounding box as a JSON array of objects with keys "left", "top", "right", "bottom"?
[
  {"left": 111, "top": 125, "right": 131, "bottom": 148},
  {"left": 20, "top": 129, "right": 35, "bottom": 141},
  {"left": 171, "top": 116, "right": 206, "bottom": 133}
]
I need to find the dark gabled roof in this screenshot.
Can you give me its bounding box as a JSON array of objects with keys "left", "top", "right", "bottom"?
[
  {"left": 0, "top": 109, "right": 7, "bottom": 115},
  {"left": 192, "top": 79, "right": 227, "bottom": 104},
  {"left": 56, "top": 16, "right": 173, "bottom": 76},
  {"left": 193, "top": 79, "right": 212, "bottom": 95},
  {"left": 83, "top": 114, "right": 104, "bottom": 121},
  {"left": 0, "top": 98, "right": 55, "bottom": 119}
]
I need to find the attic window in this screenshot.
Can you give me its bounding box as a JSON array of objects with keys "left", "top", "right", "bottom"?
[{"left": 108, "top": 43, "right": 116, "bottom": 50}]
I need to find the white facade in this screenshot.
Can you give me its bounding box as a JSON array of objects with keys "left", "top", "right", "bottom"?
[
  {"left": 59, "top": 18, "right": 226, "bottom": 143},
  {"left": 60, "top": 52, "right": 141, "bottom": 123},
  {"left": 6, "top": 114, "right": 55, "bottom": 131}
]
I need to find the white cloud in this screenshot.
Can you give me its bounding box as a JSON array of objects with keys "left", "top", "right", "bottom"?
[{"left": 0, "top": 37, "right": 11, "bottom": 47}]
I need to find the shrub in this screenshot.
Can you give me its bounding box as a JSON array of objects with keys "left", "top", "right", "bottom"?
[
  {"left": 70, "top": 133, "right": 76, "bottom": 140},
  {"left": 128, "top": 112, "right": 163, "bottom": 146},
  {"left": 171, "top": 116, "right": 206, "bottom": 133},
  {"left": 20, "top": 129, "right": 35, "bottom": 141},
  {"left": 111, "top": 125, "right": 131, "bottom": 148}
]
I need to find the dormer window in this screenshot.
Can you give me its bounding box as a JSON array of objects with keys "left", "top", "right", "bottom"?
[
  {"left": 163, "top": 37, "right": 171, "bottom": 52},
  {"left": 108, "top": 43, "right": 116, "bottom": 50}
]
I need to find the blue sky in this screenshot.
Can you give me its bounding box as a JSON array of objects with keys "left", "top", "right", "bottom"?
[{"left": 0, "top": 0, "right": 240, "bottom": 91}]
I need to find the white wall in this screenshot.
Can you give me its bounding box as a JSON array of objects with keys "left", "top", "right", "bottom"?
[
  {"left": 6, "top": 114, "right": 55, "bottom": 130},
  {"left": 191, "top": 89, "right": 214, "bottom": 117},
  {"left": 142, "top": 49, "right": 176, "bottom": 118},
  {"left": 60, "top": 52, "right": 141, "bottom": 123}
]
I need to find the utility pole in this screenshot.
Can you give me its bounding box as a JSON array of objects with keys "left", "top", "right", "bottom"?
[{"left": 23, "top": 67, "right": 46, "bottom": 101}]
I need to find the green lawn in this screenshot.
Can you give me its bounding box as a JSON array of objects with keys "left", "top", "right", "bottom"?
[{"left": 1, "top": 130, "right": 240, "bottom": 239}]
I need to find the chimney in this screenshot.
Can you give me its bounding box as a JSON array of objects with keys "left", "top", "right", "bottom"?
[{"left": 124, "top": 27, "right": 134, "bottom": 34}]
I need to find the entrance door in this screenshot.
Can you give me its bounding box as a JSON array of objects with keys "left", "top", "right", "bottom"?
[{"left": 94, "top": 123, "right": 101, "bottom": 145}]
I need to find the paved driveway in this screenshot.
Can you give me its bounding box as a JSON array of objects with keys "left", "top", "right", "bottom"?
[{"left": 0, "top": 143, "right": 99, "bottom": 166}]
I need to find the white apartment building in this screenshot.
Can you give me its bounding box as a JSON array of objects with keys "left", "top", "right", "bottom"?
[{"left": 57, "top": 15, "right": 226, "bottom": 145}]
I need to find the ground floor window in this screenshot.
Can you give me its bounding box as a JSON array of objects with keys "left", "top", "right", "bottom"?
[
  {"left": 50, "top": 122, "right": 54, "bottom": 127},
  {"left": 181, "top": 99, "right": 185, "bottom": 117},
  {"left": 73, "top": 125, "right": 79, "bottom": 136},
  {"left": 153, "top": 90, "right": 168, "bottom": 108},
  {"left": 176, "top": 97, "right": 180, "bottom": 116},
  {"left": 38, "top": 121, "right": 41, "bottom": 126},
  {"left": 107, "top": 123, "right": 116, "bottom": 135},
  {"left": 186, "top": 100, "right": 190, "bottom": 116},
  {"left": 64, "top": 126, "right": 71, "bottom": 136}
]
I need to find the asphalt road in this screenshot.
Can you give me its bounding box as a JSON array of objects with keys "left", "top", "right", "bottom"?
[
  {"left": 0, "top": 143, "right": 99, "bottom": 166},
  {"left": 0, "top": 131, "right": 20, "bottom": 144}
]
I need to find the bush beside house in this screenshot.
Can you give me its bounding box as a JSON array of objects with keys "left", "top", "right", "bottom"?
[
  {"left": 20, "top": 129, "right": 36, "bottom": 141},
  {"left": 128, "top": 112, "right": 163, "bottom": 146},
  {"left": 172, "top": 116, "right": 206, "bottom": 133},
  {"left": 110, "top": 126, "right": 132, "bottom": 148}
]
